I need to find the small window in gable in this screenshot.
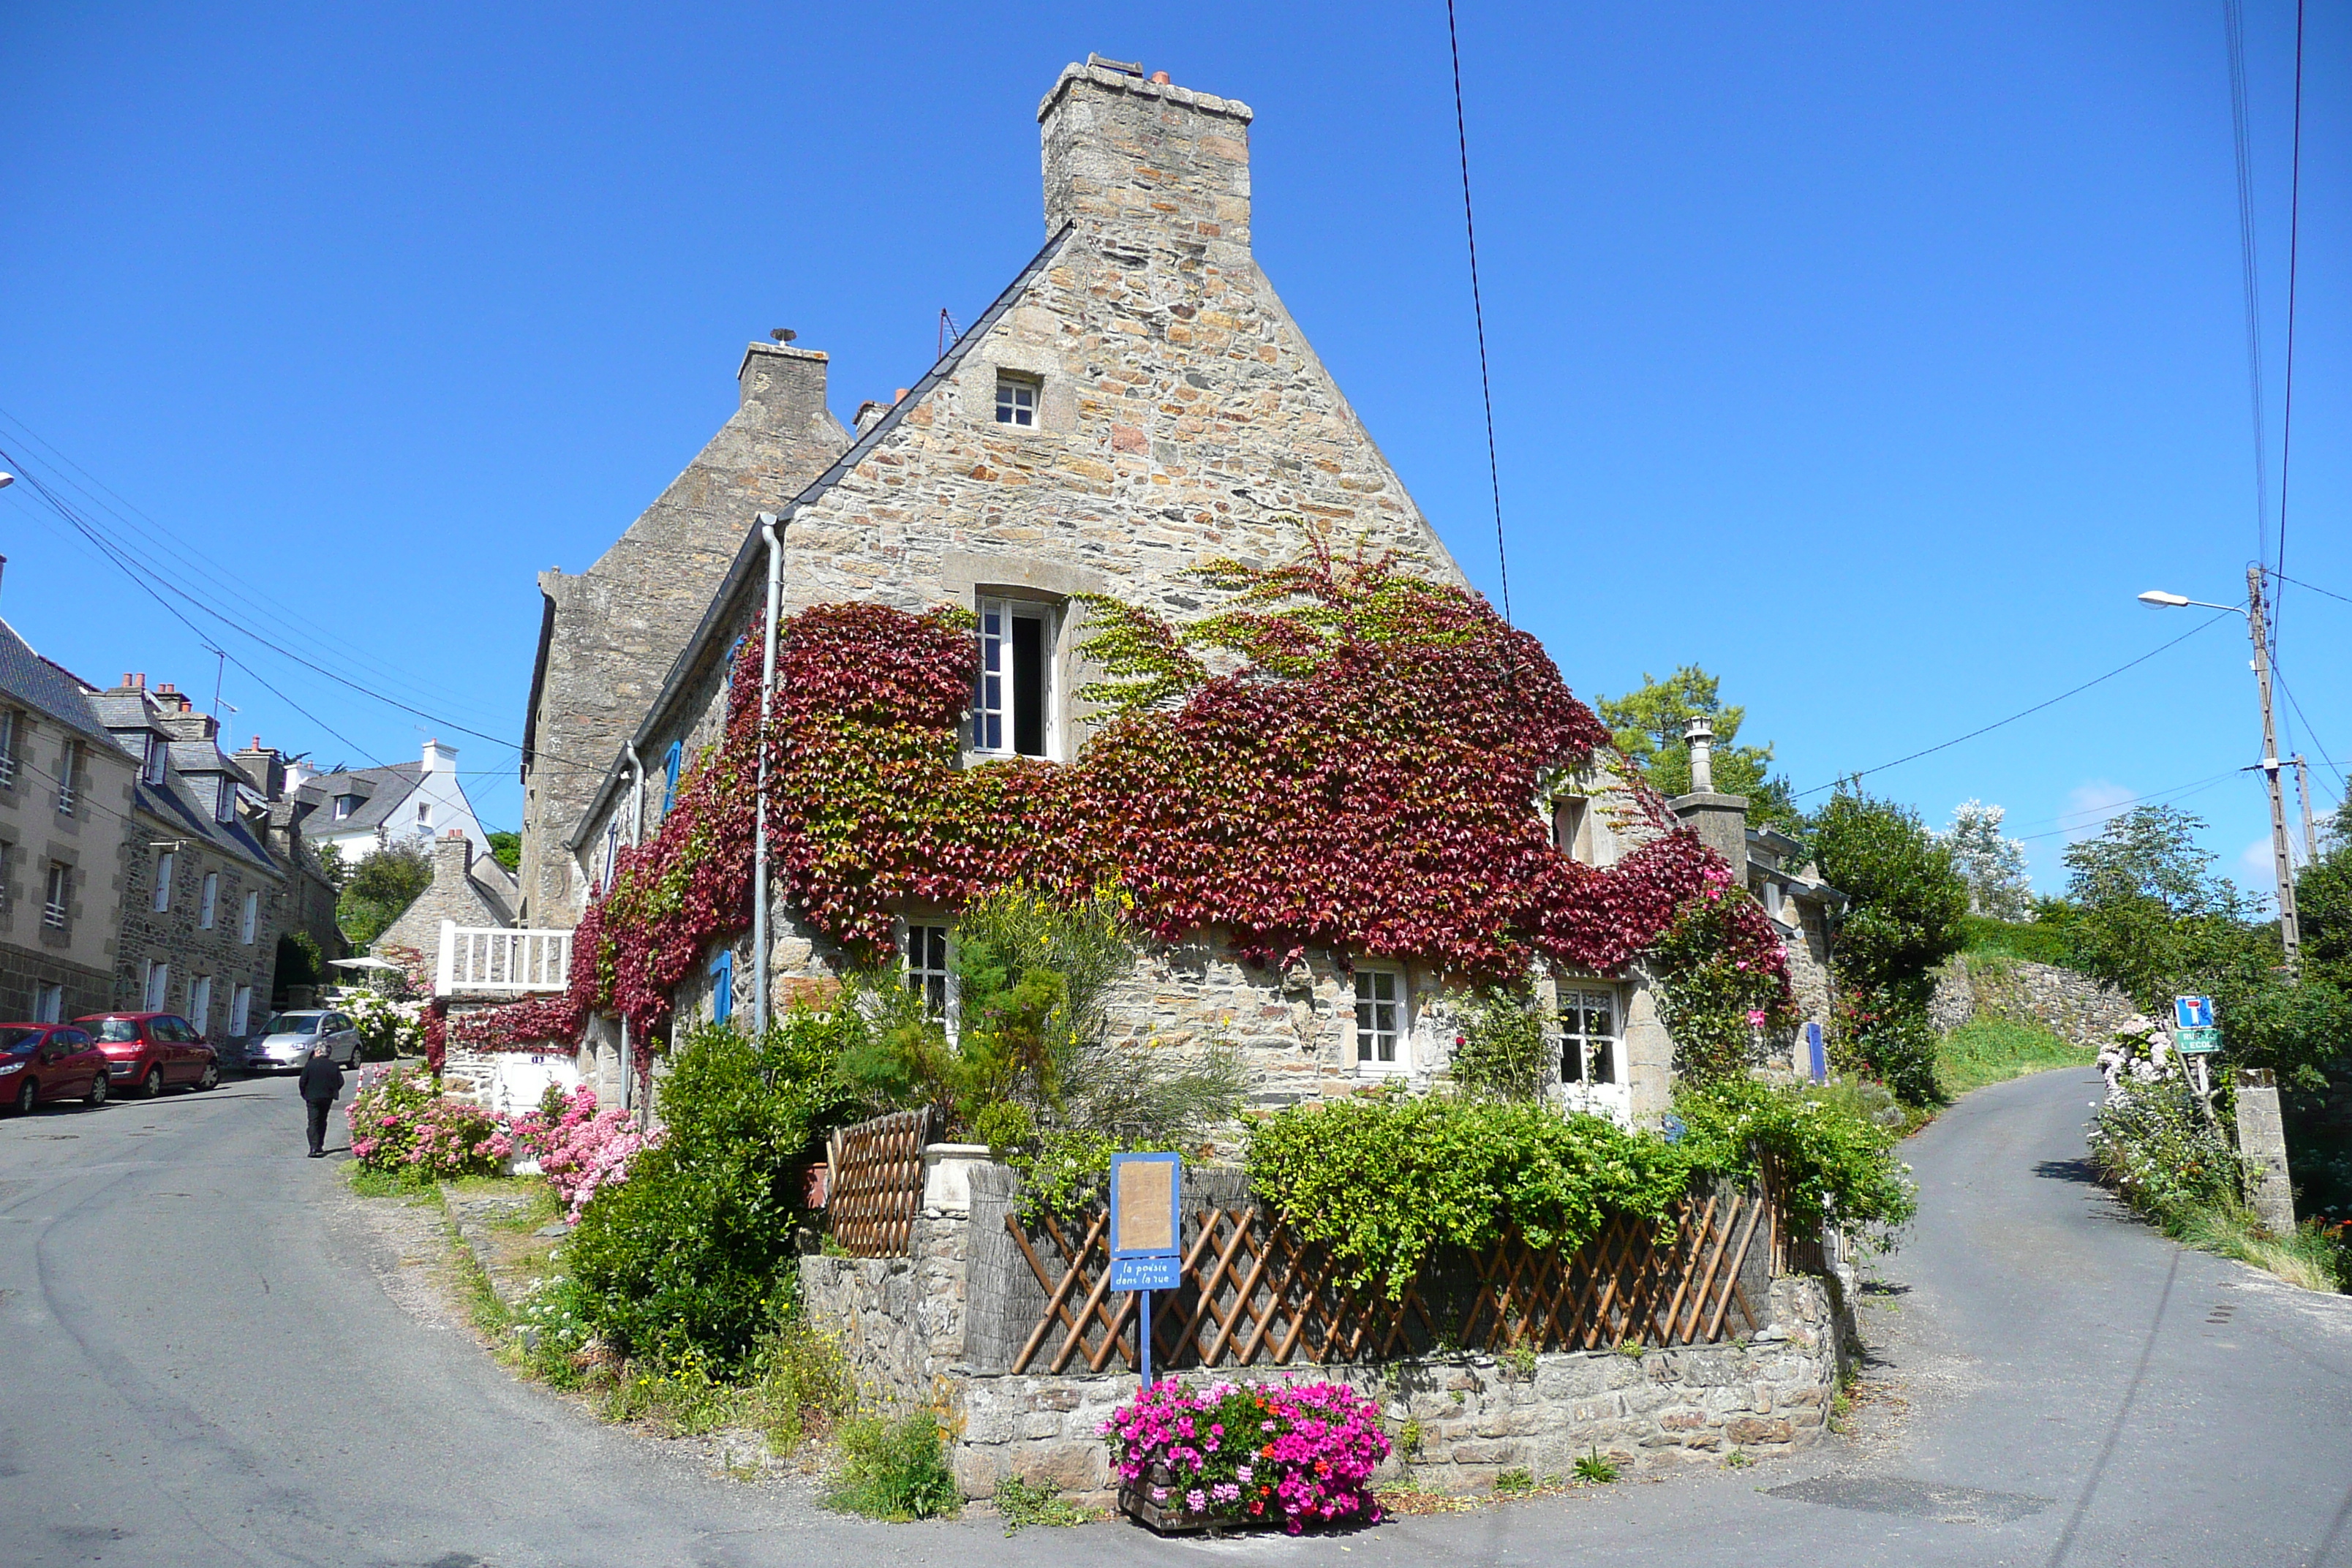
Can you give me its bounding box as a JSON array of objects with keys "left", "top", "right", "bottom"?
[
  {"left": 415, "top": 802, "right": 431, "bottom": 829},
  {"left": 1552, "top": 795, "right": 1592, "bottom": 864},
  {"left": 994, "top": 373, "right": 1039, "bottom": 428},
  {"left": 1354, "top": 968, "right": 1407, "bottom": 1071}
]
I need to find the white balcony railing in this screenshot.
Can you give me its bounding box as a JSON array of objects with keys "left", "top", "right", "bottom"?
[{"left": 434, "top": 920, "right": 572, "bottom": 998}]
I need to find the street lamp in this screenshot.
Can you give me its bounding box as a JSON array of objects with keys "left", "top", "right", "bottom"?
[{"left": 2138, "top": 567, "right": 2300, "bottom": 970}]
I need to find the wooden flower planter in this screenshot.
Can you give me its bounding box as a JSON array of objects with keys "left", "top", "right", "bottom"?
[{"left": 1117, "top": 1467, "right": 1276, "bottom": 1537}]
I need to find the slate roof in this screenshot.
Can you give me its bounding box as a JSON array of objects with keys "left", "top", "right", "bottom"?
[
  {"left": 295, "top": 761, "right": 424, "bottom": 840},
  {"left": 0, "top": 616, "right": 119, "bottom": 750}
]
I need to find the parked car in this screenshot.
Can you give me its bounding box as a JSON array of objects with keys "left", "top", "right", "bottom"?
[
  {"left": 0, "top": 1024, "right": 112, "bottom": 1113},
  {"left": 247, "top": 1010, "right": 361, "bottom": 1071},
  {"left": 73, "top": 1013, "right": 220, "bottom": 1098}
]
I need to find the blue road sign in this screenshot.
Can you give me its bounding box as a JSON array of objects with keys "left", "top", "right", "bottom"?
[
  {"left": 1109, "top": 1254, "right": 1183, "bottom": 1292},
  {"left": 2173, "top": 995, "right": 2215, "bottom": 1031}
]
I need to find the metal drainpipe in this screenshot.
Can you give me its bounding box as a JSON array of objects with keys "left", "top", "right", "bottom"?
[
  {"left": 619, "top": 744, "right": 644, "bottom": 1116},
  {"left": 753, "top": 513, "right": 784, "bottom": 1038}
]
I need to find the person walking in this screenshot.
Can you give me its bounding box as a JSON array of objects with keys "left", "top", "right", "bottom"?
[{"left": 298, "top": 1043, "right": 342, "bottom": 1158}]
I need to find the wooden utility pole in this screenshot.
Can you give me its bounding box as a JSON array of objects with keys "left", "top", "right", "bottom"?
[{"left": 2247, "top": 565, "right": 2302, "bottom": 972}]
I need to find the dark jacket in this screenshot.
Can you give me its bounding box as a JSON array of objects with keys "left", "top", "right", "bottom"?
[{"left": 297, "top": 1052, "right": 342, "bottom": 1104}]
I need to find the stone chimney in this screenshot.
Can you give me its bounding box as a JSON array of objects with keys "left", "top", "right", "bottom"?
[
  {"left": 434, "top": 827, "right": 473, "bottom": 886},
  {"left": 1670, "top": 714, "right": 1749, "bottom": 881},
  {"left": 150, "top": 682, "right": 219, "bottom": 743},
  {"left": 233, "top": 736, "right": 286, "bottom": 800},
  {"left": 1039, "top": 57, "right": 1254, "bottom": 265},
  {"left": 736, "top": 341, "right": 835, "bottom": 438}
]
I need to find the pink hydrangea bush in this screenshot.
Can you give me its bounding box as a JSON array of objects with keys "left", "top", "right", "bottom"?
[
  {"left": 347, "top": 1071, "right": 510, "bottom": 1179},
  {"left": 1103, "top": 1378, "right": 1389, "bottom": 1532},
  {"left": 510, "top": 1084, "right": 653, "bottom": 1221}
]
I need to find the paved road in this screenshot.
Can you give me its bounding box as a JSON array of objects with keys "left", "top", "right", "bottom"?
[{"left": 2, "top": 1067, "right": 2347, "bottom": 1567}]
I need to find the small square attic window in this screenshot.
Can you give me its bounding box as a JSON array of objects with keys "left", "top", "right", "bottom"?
[{"left": 994, "top": 374, "right": 1038, "bottom": 428}]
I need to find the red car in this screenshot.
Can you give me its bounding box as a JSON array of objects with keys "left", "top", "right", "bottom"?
[
  {"left": 74, "top": 1012, "right": 220, "bottom": 1099},
  {"left": 1, "top": 1023, "right": 113, "bottom": 1113}
]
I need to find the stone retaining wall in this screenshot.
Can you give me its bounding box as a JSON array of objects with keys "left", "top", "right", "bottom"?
[
  {"left": 1931, "top": 954, "right": 2136, "bottom": 1048},
  {"left": 797, "top": 1161, "right": 1853, "bottom": 1505}
]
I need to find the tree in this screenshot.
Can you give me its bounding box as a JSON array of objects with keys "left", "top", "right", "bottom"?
[
  {"left": 1812, "top": 791, "right": 1970, "bottom": 1104},
  {"left": 486, "top": 830, "right": 521, "bottom": 872},
  {"left": 338, "top": 842, "right": 434, "bottom": 948},
  {"left": 1941, "top": 799, "right": 2033, "bottom": 920},
  {"left": 2297, "top": 796, "right": 2352, "bottom": 990},
  {"left": 2056, "top": 806, "right": 2274, "bottom": 1011},
  {"left": 1594, "top": 666, "right": 1802, "bottom": 837}
]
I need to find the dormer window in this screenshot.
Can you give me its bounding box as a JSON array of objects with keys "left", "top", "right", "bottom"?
[
  {"left": 334, "top": 794, "right": 361, "bottom": 821},
  {"left": 215, "top": 777, "right": 235, "bottom": 823},
  {"left": 969, "top": 597, "right": 1057, "bottom": 758},
  {"left": 141, "top": 733, "right": 165, "bottom": 786},
  {"left": 994, "top": 373, "right": 1039, "bottom": 428}
]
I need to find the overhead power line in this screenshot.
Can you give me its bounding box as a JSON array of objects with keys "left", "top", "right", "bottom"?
[
  {"left": 2224, "top": 0, "right": 2271, "bottom": 568},
  {"left": 2272, "top": 0, "right": 2310, "bottom": 641},
  {"left": 2270, "top": 570, "right": 2352, "bottom": 608},
  {"left": 1793, "top": 610, "right": 2237, "bottom": 799},
  {"left": 1445, "top": 0, "right": 1512, "bottom": 626}
]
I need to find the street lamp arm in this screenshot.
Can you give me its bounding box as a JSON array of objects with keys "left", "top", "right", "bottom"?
[{"left": 2136, "top": 590, "right": 2246, "bottom": 615}]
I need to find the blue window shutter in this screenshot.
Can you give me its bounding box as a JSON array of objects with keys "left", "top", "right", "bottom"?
[
  {"left": 710, "top": 950, "right": 734, "bottom": 1025},
  {"left": 725, "top": 636, "right": 746, "bottom": 691},
  {"left": 663, "top": 742, "right": 682, "bottom": 812}
]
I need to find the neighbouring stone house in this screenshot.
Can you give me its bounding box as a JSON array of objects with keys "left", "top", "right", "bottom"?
[
  {"left": 89, "top": 676, "right": 290, "bottom": 1047},
  {"left": 377, "top": 829, "right": 518, "bottom": 957},
  {"left": 230, "top": 736, "right": 350, "bottom": 995},
  {"left": 0, "top": 591, "right": 139, "bottom": 1024},
  {"left": 494, "top": 59, "right": 1836, "bottom": 1123}
]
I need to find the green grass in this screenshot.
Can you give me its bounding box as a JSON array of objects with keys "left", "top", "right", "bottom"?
[
  {"left": 1572, "top": 1447, "right": 1619, "bottom": 1484},
  {"left": 991, "top": 1475, "right": 1088, "bottom": 1533},
  {"left": 1493, "top": 1467, "right": 1536, "bottom": 1494},
  {"left": 826, "top": 1412, "right": 962, "bottom": 1520},
  {"left": 1937, "top": 1017, "right": 2096, "bottom": 1098},
  {"left": 2165, "top": 1202, "right": 2350, "bottom": 1294},
  {"left": 345, "top": 1164, "right": 437, "bottom": 1200},
  {"left": 1959, "top": 916, "right": 2076, "bottom": 967}
]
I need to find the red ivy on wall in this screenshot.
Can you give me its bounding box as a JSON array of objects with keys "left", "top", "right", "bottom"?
[{"left": 459, "top": 543, "right": 1792, "bottom": 1051}]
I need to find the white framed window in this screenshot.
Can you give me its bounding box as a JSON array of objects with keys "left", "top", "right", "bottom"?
[
  {"left": 1354, "top": 967, "right": 1407, "bottom": 1070},
  {"left": 153, "top": 850, "right": 174, "bottom": 913},
  {"left": 904, "top": 922, "right": 951, "bottom": 1023},
  {"left": 143, "top": 961, "right": 170, "bottom": 1011},
  {"left": 0, "top": 707, "right": 18, "bottom": 787},
  {"left": 240, "top": 889, "right": 259, "bottom": 944},
  {"left": 994, "top": 373, "right": 1039, "bottom": 428},
  {"left": 230, "top": 984, "right": 252, "bottom": 1036},
  {"left": 334, "top": 793, "right": 360, "bottom": 820},
  {"left": 1558, "top": 987, "right": 1620, "bottom": 1087},
  {"left": 969, "top": 597, "right": 1055, "bottom": 758},
  {"left": 215, "top": 776, "right": 235, "bottom": 823},
  {"left": 43, "top": 862, "right": 69, "bottom": 929},
  {"left": 141, "top": 732, "right": 165, "bottom": 786},
  {"left": 190, "top": 976, "right": 212, "bottom": 1036},
  {"left": 34, "top": 982, "right": 64, "bottom": 1023},
  {"left": 57, "top": 739, "right": 80, "bottom": 815},
  {"left": 200, "top": 871, "right": 219, "bottom": 929},
  {"left": 416, "top": 802, "right": 431, "bottom": 829}
]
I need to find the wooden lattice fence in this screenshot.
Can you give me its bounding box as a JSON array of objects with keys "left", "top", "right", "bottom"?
[
  {"left": 1006, "top": 1177, "right": 1798, "bottom": 1375},
  {"left": 825, "top": 1109, "right": 932, "bottom": 1257}
]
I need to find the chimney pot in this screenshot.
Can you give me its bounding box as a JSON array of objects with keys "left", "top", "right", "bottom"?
[
  {"left": 1150, "top": 69, "right": 1170, "bottom": 84},
  {"left": 1683, "top": 716, "right": 1716, "bottom": 794}
]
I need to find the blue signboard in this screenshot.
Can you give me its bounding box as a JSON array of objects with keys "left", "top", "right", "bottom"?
[
  {"left": 1109, "top": 1254, "right": 1183, "bottom": 1292},
  {"left": 2173, "top": 995, "right": 2215, "bottom": 1030}
]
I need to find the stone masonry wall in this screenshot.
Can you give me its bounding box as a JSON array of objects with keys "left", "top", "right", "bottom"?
[
  {"left": 113, "top": 811, "right": 282, "bottom": 1041},
  {"left": 802, "top": 1161, "right": 1850, "bottom": 1507},
  {"left": 1930, "top": 954, "right": 2137, "bottom": 1049}
]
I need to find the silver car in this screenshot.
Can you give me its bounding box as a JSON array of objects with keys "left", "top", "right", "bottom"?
[{"left": 248, "top": 1010, "right": 361, "bottom": 1071}]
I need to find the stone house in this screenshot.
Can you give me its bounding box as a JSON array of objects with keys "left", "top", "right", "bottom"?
[
  {"left": 88, "top": 675, "right": 288, "bottom": 1045},
  {"left": 230, "top": 736, "right": 350, "bottom": 995},
  {"left": 293, "top": 738, "right": 494, "bottom": 871},
  {"left": 0, "top": 596, "right": 138, "bottom": 1023},
  {"left": 494, "top": 59, "right": 1835, "bottom": 1123},
  {"left": 377, "top": 829, "right": 518, "bottom": 958},
  {"left": 513, "top": 340, "right": 851, "bottom": 927}
]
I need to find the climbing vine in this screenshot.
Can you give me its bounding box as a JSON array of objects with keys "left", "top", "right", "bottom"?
[{"left": 461, "top": 530, "right": 1790, "bottom": 1052}]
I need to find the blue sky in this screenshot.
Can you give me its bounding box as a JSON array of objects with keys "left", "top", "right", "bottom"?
[{"left": 2, "top": 2, "right": 2343, "bottom": 902}]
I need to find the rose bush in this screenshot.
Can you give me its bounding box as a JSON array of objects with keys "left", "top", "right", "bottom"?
[
  {"left": 347, "top": 1071, "right": 510, "bottom": 1179},
  {"left": 1103, "top": 1378, "right": 1388, "bottom": 1532}
]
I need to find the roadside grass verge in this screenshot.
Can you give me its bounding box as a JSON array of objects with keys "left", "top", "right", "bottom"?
[
  {"left": 825, "top": 1411, "right": 961, "bottom": 1520},
  {"left": 2166, "top": 1202, "right": 2351, "bottom": 1294},
  {"left": 1937, "top": 1018, "right": 2096, "bottom": 1099}
]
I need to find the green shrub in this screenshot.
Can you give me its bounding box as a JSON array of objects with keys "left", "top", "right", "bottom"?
[
  {"left": 827, "top": 1412, "right": 961, "bottom": 1520},
  {"left": 1448, "top": 987, "right": 1548, "bottom": 1101},
  {"left": 1959, "top": 916, "right": 2075, "bottom": 967},
  {"left": 567, "top": 1011, "right": 861, "bottom": 1368},
  {"left": 1245, "top": 1078, "right": 1915, "bottom": 1300},
  {"left": 992, "top": 1474, "right": 1086, "bottom": 1533},
  {"left": 2087, "top": 1079, "right": 2244, "bottom": 1224}
]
